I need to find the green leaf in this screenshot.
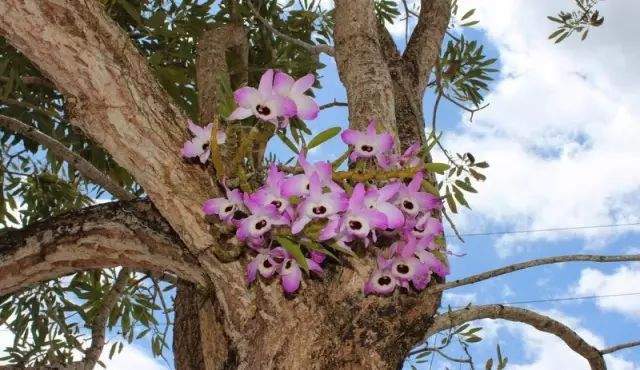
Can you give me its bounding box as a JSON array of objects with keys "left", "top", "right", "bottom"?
[
  {"left": 275, "top": 236, "right": 309, "bottom": 272},
  {"left": 277, "top": 132, "right": 300, "bottom": 154},
  {"left": 548, "top": 29, "right": 564, "bottom": 39},
  {"left": 302, "top": 240, "right": 340, "bottom": 263},
  {"left": 455, "top": 180, "right": 477, "bottom": 193},
  {"left": 332, "top": 150, "right": 350, "bottom": 169},
  {"left": 466, "top": 335, "right": 483, "bottom": 343},
  {"left": 460, "top": 8, "right": 475, "bottom": 21},
  {"left": 424, "top": 162, "right": 450, "bottom": 174},
  {"left": 452, "top": 185, "right": 470, "bottom": 209},
  {"left": 485, "top": 358, "right": 494, "bottom": 370},
  {"left": 307, "top": 127, "right": 341, "bottom": 149},
  {"left": 421, "top": 180, "right": 440, "bottom": 196},
  {"left": 329, "top": 242, "right": 356, "bottom": 257},
  {"left": 445, "top": 187, "right": 457, "bottom": 214},
  {"left": 461, "top": 20, "right": 480, "bottom": 27}
]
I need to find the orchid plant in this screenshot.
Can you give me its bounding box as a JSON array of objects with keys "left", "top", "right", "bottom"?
[{"left": 182, "top": 69, "right": 451, "bottom": 295}]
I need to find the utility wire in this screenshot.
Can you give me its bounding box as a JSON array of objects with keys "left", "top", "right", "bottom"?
[
  {"left": 446, "top": 221, "right": 640, "bottom": 238},
  {"left": 449, "top": 291, "right": 640, "bottom": 310}
]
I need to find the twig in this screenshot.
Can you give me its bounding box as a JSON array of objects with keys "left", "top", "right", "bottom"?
[
  {"left": 441, "top": 208, "right": 464, "bottom": 243},
  {"left": 0, "top": 114, "right": 134, "bottom": 201},
  {"left": 319, "top": 100, "right": 348, "bottom": 110},
  {"left": 247, "top": 2, "right": 335, "bottom": 57},
  {"left": 84, "top": 268, "right": 131, "bottom": 370},
  {"left": 600, "top": 340, "right": 640, "bottom": 355},
  {"left": 441, "top": 92, "right": 489, "bottom": 121},
  {"left": 427, "top": 254, "right": 640, "bottom": 294}
]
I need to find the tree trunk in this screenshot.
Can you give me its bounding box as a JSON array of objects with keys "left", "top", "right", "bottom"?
[{"left": 174, "top": 280, "right": 237, "bottom": 370}]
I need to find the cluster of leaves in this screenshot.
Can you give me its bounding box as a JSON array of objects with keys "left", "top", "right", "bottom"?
[
  {"left": 408, "top": 321, "right": 491, "bottom": 369},
  {"left": 0, "top": 269, "right": 173, "bottom": 367},
  {"left": 548, "top": 0, "right": 604, "bottom": 43},
  {"left": 437, "top": 34, "right": 497, "bottom": 108},
  {"left": 440, "top": 151, "right": 489, "bottom": 216}
]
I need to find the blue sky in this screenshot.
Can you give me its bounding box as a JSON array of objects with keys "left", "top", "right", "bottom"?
[{"left": 2, "top": 1, "right": 639, "bottom": 369}]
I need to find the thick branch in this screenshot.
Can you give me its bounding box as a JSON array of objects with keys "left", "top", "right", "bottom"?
[
  {"left": 333, "top": 0, "right": 397, "bottom": 135},
  {"left": 403, "top": 0, "right": 451, "bottom": 94},
  {"left": 0, "top": 114, "right": 134, "bottom": 201},
  {"left": 84, "top": 268, "right": 131, "bottom": 370},
  {"left": 0, "top": 200, "right": 206, "bottom": 295},
  {"left": 428, "top": 254, "right": 640, "bottom": 294},
  {"left": 0, "top": 0, "right": 219, "bottom": 258},
  {"left": 196, "top": 24, "right": 248, "bottom": 124},
  {"left": 426, "top": 305, "right": 606, "bottom": 370}
]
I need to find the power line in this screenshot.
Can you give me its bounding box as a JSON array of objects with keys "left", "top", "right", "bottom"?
[
  {"left": 449, "top": 291, "right": 640, "bottom": 310},
  {"left": 446, "top": 221, "right": 640, "bottom": 238}
]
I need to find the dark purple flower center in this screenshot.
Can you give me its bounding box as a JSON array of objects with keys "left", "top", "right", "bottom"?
[
  {"left": 233, "top": 210, "right": 248, "bottom": 220},
  {"left": 403, "top": 200, "right": 415, "bottom": 210},
  {"left": 312, "top": 205, "right": 327, "bottom": 215},
  {"left": 224, "top": 205, "right": 234, "bottom": 213},
  {"left": 271, "top": 200, "right": 282, "bottom": 209},
  {"left": 285, "top": 260, "right": 292, "bottom": 269},
  {"left": 413, "top": 226, "right": 424, "bottom": 233},
  {"left": 361, "top": 145, "right": 374, "bottom": 153},
  {"left": 396, "top": 264, "right": 410, "bottom": 274},
  {"left": 255, "top": 219, "right": 268, "bottom": 230},
  {"left": 256, "top": 104, "right": 271, "bottom": 116},
  {"left": 378, "top": 276, "right": 392, "bottom": 285},
  {"left": 349, "top": 220, "right": 363, "bottom": 230},
  {"left": 263, "top": 259, "right": 272, "bottom": 268}
]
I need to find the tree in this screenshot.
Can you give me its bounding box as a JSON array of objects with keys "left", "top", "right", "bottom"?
[{"left": 0, "top": 0, "right": 635, "bottom": 369}]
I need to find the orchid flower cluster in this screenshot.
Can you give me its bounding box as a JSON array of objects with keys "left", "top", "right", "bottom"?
[{"left": 181, "top": 69, "right": 450, "bottom": 296}]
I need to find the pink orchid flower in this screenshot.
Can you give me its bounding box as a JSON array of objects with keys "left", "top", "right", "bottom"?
[
  {"left": 364, "top": 182, "right": 405, "bottom": 229},
  {"left": 281, "top": 152, "right": 343, "bottom": 197},
  {"left": 271, "top": 247, "right": 323, "bottom": 294},
  {"left": 250, "top": 165, "right": 294, "bottom": 219},
  {"left": 273, "top": 71, "right": 319, "bottom": 121},
  {"left": 291, "top": 173, "right": 348, "bottom": 234},
  {"left": 181, "top": 120, "right": 226, "bottom": 164},
  {"left": 393, "top": 172, "right": 442, "bottom": 217},
  {"left": 329, "top": 183, "right": 387, "bottom": 245},
  {"left": 341, "top": 119, "right": 394, "bottom": 162},
  {"left": 390, "top": 238, "right": 431, "bottom": 291},
  {"left": 227, "top": 69, "right": 296, "bottom": 124},
  {"left": 202, "top": 186, "right": 246, "bottom": 225},
  {"left": 236, "top": 194, "right": 289, "bottom": 242},
  {"left": 412, "top": 235, "right": 450, "bottom": 277},
  {"left": 245, "top": 248, "right": 279, "bottom": 284},
  {"left": 379, "top": 142, "right": 422, "bottom": 170},
  {"left": 364, "top": 255, "right": 398, "bottom": 296},
  {"left": 408, "top": 214, "right": 444, "bottom": 240}
]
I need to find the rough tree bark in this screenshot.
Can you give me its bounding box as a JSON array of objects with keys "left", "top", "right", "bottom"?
[
  {"left": 0, "top": 200, "right": 205, "bottom": 295},
  {"left": 0, "top": 0, "right": 453, "bottom": 368}
]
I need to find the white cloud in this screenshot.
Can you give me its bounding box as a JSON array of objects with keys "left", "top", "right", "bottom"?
[
  {"left": 443, "top": 292, "right": 477, "bottom": 307},
  {"left": 445, "top": 0, "right": 640, "bottom": 254},
  {"left": 100, "top": 343, "right": 169, "bottom": 370},
  {"left": 571, "top": 266, "right": 640, "bottom": 319}
]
